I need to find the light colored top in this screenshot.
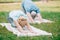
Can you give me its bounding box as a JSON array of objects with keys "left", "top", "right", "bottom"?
[
  {"left": 9, "top": 10, "right": 27, "bottom": 27},
  {"left": 22, "top": 0, "right": 40, "bottom": 13},
  {"left": 9, "top": 10, "right": 27, "bottom": 20}
]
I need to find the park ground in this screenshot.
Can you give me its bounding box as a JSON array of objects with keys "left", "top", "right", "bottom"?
[{"left": 0, "top": 1, "right": 60, "bottom": 40}]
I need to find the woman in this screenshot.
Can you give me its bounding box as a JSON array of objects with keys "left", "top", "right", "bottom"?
[{"left": 8, "top": 10, "right": 36, "bottom": 33}]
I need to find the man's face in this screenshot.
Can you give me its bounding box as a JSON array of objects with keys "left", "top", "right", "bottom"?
[{"left": 31, "top": 11, "right": 37, "bottom": 19}]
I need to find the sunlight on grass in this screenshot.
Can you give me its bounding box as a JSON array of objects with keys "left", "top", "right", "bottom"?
[{"left": 0, "top": 11, "right": 60, "bottom": 40}]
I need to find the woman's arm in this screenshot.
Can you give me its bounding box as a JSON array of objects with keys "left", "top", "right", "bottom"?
[
  {"left": 14, "top": 20, "right": 25, "bottom": 33},
  {"left": 26, "top": 22, "right": 35, "bottom": 33}
]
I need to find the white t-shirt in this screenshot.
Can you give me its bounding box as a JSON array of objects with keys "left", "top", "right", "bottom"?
[{"left": 9, "top": 10, "right": 27, "bottom": 27}]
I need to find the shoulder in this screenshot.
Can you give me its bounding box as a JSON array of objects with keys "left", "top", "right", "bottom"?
[
  {"left": 9, "top": 10, "right": 21, "bottom": 17},
  {"left": 9, "top": 10, "right": 25, "bottom": 17}
]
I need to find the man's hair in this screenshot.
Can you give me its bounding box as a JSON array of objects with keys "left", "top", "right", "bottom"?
[{"left": 31, "top": 11, "right": 37, "bottom": 19}]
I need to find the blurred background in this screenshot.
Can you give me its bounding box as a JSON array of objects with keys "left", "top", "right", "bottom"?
[
  {"left": 0, "top": 0, "right": 60, "bottom": 40},
  {"left": 0, "top": 0, "right": 60, "bottom": 3},
  {"left": 0, "top": 0, "right": 60, "bottom": 12}
]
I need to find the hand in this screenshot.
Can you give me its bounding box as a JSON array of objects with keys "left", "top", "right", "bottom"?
[
  {"left": 21, "top": 31, "right": 28, "bottom": 34},
  {"left": 32, "top": 21, "right": 35, "bottom": 23}
]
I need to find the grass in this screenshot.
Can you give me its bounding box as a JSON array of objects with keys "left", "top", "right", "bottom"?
[
  {"left": 0, "top": 1, "right": 60, "bottom": 12},
  {"left": 0, "top": 1, "right": 60, "bottom": 40},
  {"left": 0, "top": 11, "right": 60, "bottom": 40}
]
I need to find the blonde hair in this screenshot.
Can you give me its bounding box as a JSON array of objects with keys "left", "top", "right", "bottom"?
[{"left": 18, "top": 17, "right": 27, "bottom": 27}]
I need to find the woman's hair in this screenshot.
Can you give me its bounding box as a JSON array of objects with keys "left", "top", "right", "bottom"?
[{"left": 17, "top": 18, "right": 27, "bottom": 27}]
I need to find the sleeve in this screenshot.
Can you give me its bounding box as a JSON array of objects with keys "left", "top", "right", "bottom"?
[
  {"left": 9, "top": 11, "right": 19, "bottom": 21},
  {"left": 35, "top": 6, "right": 40, "bottom": 13},
  {"left": 37, "top": 8, "right": 40, "bottom": 13},
  {"left": 11, "top": 16, "right": 18, "bottom": 21}
]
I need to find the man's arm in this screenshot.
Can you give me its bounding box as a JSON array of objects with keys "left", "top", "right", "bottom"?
[
  {"left": 26, "top": 12, "right": 34, "bottom": 23},
  {"left": 37, "top": 13, "right": 43, "bottom": 22}
]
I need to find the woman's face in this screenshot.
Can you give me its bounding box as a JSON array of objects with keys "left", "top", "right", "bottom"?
[{"left": 18, "top": 16, "right": 27, "bottom": 27}]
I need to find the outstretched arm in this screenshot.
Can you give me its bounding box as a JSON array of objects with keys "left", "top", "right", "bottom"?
[
  {"left": 14, "top": 20, "right": 25, "bottom": 33},
  {"left": 37, "top": 13, "right": 43, "bottom": 22},
  {"left": 26, "top": 12, "right": 34, "bottom": 23},
  {"left": 26, "top": 21, "right": 36, "bottom": 33}
]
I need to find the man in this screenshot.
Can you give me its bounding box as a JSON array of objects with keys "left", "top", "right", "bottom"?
[
  {"left": 8, "top": 10, "right": 35, "bottom": 33},
  {"left": 22, "top": 0, "right": 43, "bottom": 23}
]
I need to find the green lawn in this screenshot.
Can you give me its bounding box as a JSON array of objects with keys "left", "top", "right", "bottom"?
[
  {"left": 0, "top": 1, "right": 60, "bottom": 40},
  {"left": 0, "top": 11, "right": 60, "bottom": 40}
]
